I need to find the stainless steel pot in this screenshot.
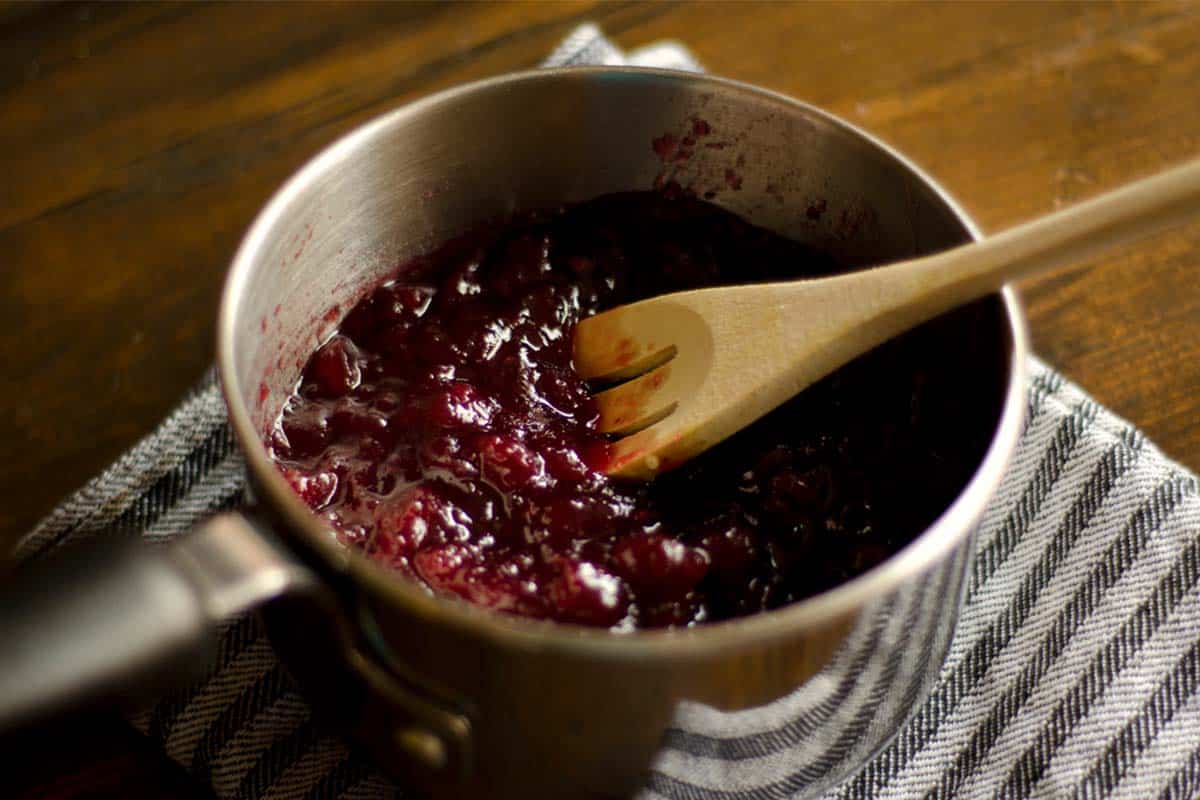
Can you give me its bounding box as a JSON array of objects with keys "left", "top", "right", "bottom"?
[{"left": 0, "top": 68, "right": 1027, "bottom": 799}]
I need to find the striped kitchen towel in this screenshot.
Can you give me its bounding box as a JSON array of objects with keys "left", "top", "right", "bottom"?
[{"left": 15, "top": 24, "right": 1200, "bottom": 800}]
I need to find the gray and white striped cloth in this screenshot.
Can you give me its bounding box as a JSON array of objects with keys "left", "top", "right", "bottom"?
[{"left": 16, "top": 25, "right": 1200, "bottom": 800}]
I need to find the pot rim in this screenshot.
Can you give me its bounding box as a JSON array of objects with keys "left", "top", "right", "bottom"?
[{"left": 218, "top": 66, "right": 1028, "bottom": 659}]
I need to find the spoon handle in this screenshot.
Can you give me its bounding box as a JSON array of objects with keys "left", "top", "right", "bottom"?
[{"left": 889, "top": 158, "right": 1200, "bottom": 311}]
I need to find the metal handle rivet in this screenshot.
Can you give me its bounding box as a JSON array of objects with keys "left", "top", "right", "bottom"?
[{"left": 394, "top": 726, "right": 447, "bottom": 770}]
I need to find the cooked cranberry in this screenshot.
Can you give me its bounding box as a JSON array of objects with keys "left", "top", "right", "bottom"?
[
  {"left": 488, "top": 234, "right": 552, "bottom": 297},
  {"left": 269, "top": 192, "right": 991, "bottom": 629},
  {"left": 409, "top": 323, "right": 461, "bottom": 368},
  {"left": 639, "top": 597, "right": 703, "bottom": 628},
  {"left": 764, "top": 467, "right": 829, "bottom": 512},
  {"left": 542, "top": 447, "right": 594, "bottom": 482},
  {"left": 428, "top": 383, "right": 496, "bottom": 429},
  {"left": 699, "top": 523, "right": 759, "bottom": 577},
  {"left": 418, "top": 433, "right": 479, "bottom": 480},
  {"left": 351, "top": 459, "right": 397, "bottom": 497},
  {"left": 548, "top": 558, "right": 629, "bottom": 627},
  {"left": 477, "top": 434, "right": 546, "bottom": 492},
  {"left": 334, "top": 523, "right": 371, "bottom": 550},
  {"left": 365, "top": 390, "right": 399, "bottom": 413},
  {"left": 414, "top": 545, "right": 544, "bottom": 617},
  {"left": 611, "top": 533, "right": 710, "bottom": 597},
  {"left": 327, "top": 403, "right": 389, "bottom": 440},
  {"left": 304, "top": 335, "right": 363, "bottom": 399},
  {"left": 280, "top": 467, "right": 338, "bottom": 510},
  {"left": 372, "top": 485, "right": 471, "bottom": 556},
  {"left": 534, "top": 367, "right": 592, "bottom": 417},
  {"left": 341, "top": 283, "right": 433, "bottom": 346},
  {"left": 439, "top": 252, "right": 485, "bottom": 300},
  {"left": 566, "top": 255, "right": 595, "bottom": 276},
  {"left": 388, "top": 284, "right": 435, "bottom": 317},
  {"left": 276, "top": 402, "right": 330, "bottom": 459},
  {"left": 536, "top": 494, "right": 621, "bottom": 541},
  {"left": 371, "top": 324, "right": 412, "bottom": 358}
]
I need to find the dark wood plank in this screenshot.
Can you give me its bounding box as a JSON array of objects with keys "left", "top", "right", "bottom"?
[{"left": 2, "top": 2, "right": 1198, "bottom": 796}]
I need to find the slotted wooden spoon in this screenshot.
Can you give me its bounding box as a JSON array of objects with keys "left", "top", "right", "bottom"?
[{"left": 575, "top": 159, "right": 1200, "bottom": 479}]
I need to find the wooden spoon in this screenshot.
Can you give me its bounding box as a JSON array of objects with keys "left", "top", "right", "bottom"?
[{"left": 574, "top": 160, "right": 1200, "bottom": 480}]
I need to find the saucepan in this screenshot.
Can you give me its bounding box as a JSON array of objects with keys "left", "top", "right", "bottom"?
[{"left": 0, "top": 68, "right": 1026, "bottom": 799}]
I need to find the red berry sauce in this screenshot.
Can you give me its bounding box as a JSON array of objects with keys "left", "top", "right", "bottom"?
[{"left": 269, "top": 192, "right": 996, "bottom": 629}]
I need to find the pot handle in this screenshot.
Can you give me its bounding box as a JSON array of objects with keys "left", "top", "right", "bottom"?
[{"left": 0, "top": 512, "right": 319, "bottom": 733}]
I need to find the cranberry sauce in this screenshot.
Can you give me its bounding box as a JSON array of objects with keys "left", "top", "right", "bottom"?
[{"left": 269, "top": 192, "right": 996, "bottom": 630}]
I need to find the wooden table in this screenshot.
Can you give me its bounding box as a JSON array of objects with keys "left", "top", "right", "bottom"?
[{"left": 3, "top": 2, "right": 1198, "bottom": 796}]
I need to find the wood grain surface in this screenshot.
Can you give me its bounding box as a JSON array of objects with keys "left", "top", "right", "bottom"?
[{"left": 2, "top": 1, "right": 1198, "bottom": 796}]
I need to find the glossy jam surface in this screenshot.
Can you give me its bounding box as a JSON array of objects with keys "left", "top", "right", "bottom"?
[{"left": 269, "top": 192, "right": 997, "bottom": 629}]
